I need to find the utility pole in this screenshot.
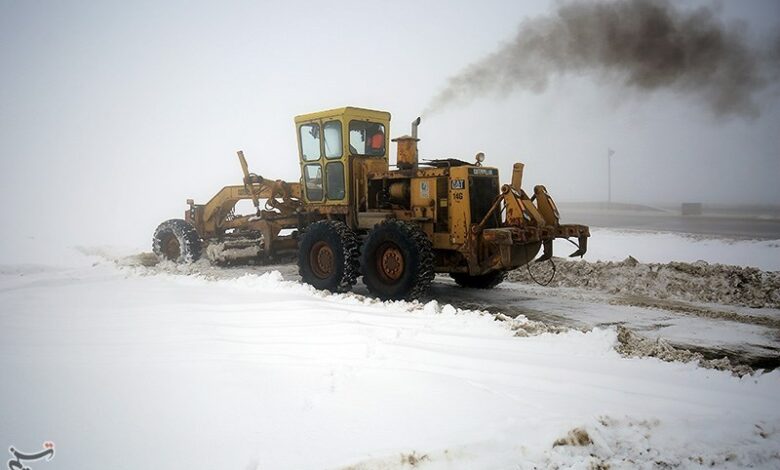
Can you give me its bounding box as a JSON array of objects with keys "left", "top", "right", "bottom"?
[{"left": 607, "top": 148, "right": 615, "bottom": 205}]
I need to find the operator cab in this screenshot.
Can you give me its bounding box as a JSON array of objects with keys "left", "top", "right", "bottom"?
[{"left": 295, "top": 107, "right": 390, "bottom": 206}]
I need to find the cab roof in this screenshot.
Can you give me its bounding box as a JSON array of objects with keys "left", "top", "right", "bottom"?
[{"left": 294, "top": 107, "right": 391, "bottom": 124}]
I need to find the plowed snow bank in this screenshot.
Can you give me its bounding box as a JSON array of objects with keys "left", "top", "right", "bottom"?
[
  {"left": 509, "top": 256, "right": 780, "bottom": 308},
  {"left": 554, "top": 228, "right": 780, "bottom": 271}
]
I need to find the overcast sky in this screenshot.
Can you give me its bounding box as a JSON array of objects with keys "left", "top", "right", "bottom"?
[{"left": 1, "top": 0, "right": 778, "bottom": 259}]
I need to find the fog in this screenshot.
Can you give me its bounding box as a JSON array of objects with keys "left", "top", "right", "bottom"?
[{"left": 1, "top": 0, "right": 779, "bottom": 261}]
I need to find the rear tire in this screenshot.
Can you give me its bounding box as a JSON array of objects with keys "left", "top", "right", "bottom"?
[
  {"left": 361, "top": 220, "right": 434, "bottom": 300},
  {"left": 450, "top": 270, "right": 506, "bottom": 289},
  {"left": 298, "top": 220, "right": 359, "bottom": 293},
  {"left": 152, "top": 219, "right": 202, "bottom": 263}
]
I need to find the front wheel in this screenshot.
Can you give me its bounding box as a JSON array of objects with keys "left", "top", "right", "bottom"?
[
  {"left": 361, "top": 220, "right": 434, "bottom": 300},
  {"left": 152, "top": 219, "right": 202, "bottom": 263}
]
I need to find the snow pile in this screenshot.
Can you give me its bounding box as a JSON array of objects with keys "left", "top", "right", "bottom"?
[
  {"left": 509, "top": 256, "right": 780, "bottom": 308},
  {"left": 204, "top": 242, "right": 262, "bottom": 263},
  {"left": 615, "top": 326, "right": 754, "bottom": 376},
  {"left": 542, "top": 416, "right": 780, "bottom": 469},
  {"left": 555, "top": 228, "right": 780, "bottom": 271}
]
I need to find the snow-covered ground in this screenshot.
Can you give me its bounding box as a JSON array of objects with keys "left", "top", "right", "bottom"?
[
  {"left": 2, "top": 263, "right": 779, "bottom": 469},
  {"left": 1, "top": 228, "right": 779, "bottom": 468}
]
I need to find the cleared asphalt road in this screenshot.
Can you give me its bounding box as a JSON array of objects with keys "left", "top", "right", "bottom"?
[
  {"left": 566, "top": 212, "right": 780, "bottom": 239},
  {"left": 558, "top": 204, "right": 780, "bottom": 240}
]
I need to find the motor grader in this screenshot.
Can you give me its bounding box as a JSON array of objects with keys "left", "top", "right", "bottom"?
[{"left": 153, "top": 106, "right": 589, "bottom": 299}]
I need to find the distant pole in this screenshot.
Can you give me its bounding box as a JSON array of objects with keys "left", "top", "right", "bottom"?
[{"left": 607, "top": 148, "right": 615, "bottom": 205}]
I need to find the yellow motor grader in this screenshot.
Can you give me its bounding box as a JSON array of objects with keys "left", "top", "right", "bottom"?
[{"left": 153, "top": 107, "right": 589, "bottom": 299}]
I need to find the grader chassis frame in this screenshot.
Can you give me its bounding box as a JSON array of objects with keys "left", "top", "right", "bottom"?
[{"left": 153, "top": 106, "right": 589, "bottom": 299}]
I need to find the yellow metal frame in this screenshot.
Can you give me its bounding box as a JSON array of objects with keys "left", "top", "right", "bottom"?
[{"left": 175, "top": 105, "right": 590, "bottom": 277}]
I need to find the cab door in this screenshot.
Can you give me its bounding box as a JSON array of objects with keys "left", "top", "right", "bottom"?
[
  {"left": 321, "top": 120, "right": 346, "bottom": 202},
  {"left": 298, "top": 119, "right": 347, "bottom": 204}
]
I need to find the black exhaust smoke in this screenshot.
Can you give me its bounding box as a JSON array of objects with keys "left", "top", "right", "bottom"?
[{"left": 426, "top": 0, "right": 779, "bottom": 118}]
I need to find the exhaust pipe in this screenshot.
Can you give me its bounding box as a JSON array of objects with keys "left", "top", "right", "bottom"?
[{"left": 392, "top": 116, "right": 422, "bottom": 170}]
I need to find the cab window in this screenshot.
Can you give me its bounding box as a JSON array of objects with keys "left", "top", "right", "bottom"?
[
  {"left": 303, "top": 164, "right": 323, "bottom": 200},
  {"left": 300, "top": 123, "right": 321, "bottom": 162},
  {"left": 323, "top": 121, "right": 343, "bottom": 159},
  {"left": 326, "top": 162, "right": 345, "bottom": 200},
  {"left": 349, "top": 121, "right": 385, "bottom": 156}
]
